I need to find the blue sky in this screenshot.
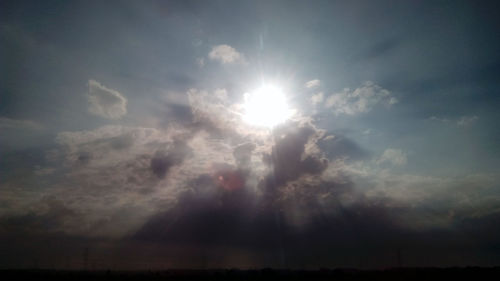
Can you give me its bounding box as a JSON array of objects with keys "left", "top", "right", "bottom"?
[{"left": 1, "top": 0, "right": 500, "bottom": 269}]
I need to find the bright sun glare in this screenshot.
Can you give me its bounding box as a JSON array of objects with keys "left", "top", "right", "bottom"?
[{"left": 243, "top": 84, "right": 294, "bottom": 128}]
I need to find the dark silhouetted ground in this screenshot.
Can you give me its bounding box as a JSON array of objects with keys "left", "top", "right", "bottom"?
[{"left": 1, "top": 267, "right": 499, "bottom": 280}]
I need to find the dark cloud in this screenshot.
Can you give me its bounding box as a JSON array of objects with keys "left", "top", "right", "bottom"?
[
  {"left": 319, "top": 134, "right": 369, "bottom": 161},
  {"left": 132, "top": 172, "right": 500, "bottom": 267},
  {"left": 233, "top": 142, "right": 256, "bottom": 169},
  {"left": 135, "top": 122, "right": 360, "bottom": 254},
  {"left": 77, "top": 151, "right": 92, "bottom": 164},
  {"left": 135, "top": 172, "right": 260, "bottom": 246},
  {"left": 264, "top": 123, "right": 328, "bottom": 188},
  {"left": 0, "top": 197, "right": 81, "bottom": 235},
  {"left": 457, "top": 212, "right": 500, "bottom": 248},
  {"left": 150, "top": 140, "right": 192, "bottom": 179}
]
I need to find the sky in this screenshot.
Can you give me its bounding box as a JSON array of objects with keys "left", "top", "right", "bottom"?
[{"left": 1, "top": 0, "right": 500, "bottom": 269}]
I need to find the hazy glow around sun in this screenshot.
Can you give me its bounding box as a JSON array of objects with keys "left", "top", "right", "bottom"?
[{"left": 243, "top": 84, "right": 294, "bottom": 128}]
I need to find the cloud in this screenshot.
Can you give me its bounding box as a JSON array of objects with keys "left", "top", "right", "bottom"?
[
  {"left": 428, "top": 116, "right": 450, "bottom": 123},
  {"left": 9, "top": 108, "right": 268, "bottom": 238},
  {"left": 132, "top": 138, "right": 500, "bottom": 262},
  {"left": 305, "top": 79, "right": 320, "bottom": 89},
  {"left": 186, "top": 87, "right": 268, "bottom": 139},
  {"left": 0, "top": 117, "right": 45, "bottom": 150},
  {"left": 318, "top": 134, "right": 369, "bottom": 161},
  {"left": 325, "top": 81, "right": 395, "bottom": 115},
  {"left": 311, "top": 92, "right": 324, "bottom": 106},
  {"left": 187, "top": 88, "right": 238, "bottom": 133},
  {"left": 325, "top": 154, "right": 500, "bottom": 230},
  {"left": 233, "top": 142, "right": 256, "bottom": 169},
  {"left": 208, "top": 44, "right": 246, "bottom": 64},
  {"left": 10, "top": 125, "right": 196, "bottom": 237},
  {"left": 87, "top": 80, "right": 127, "bottom": 119},
  {"left": 377, "top": 148, "right": 407, "bottom": 166},
  {"left": 259, "top": 122, "right": 329, "bottom": 202},
  {"left": 457, "top": 115, "right": 478, "bottom": 127},
  {"left": 132, "top": 171, "right": 500, "bottom": 268},
  {"left": 196, "top": 57, "right": 205, "bottom": 68},
  {"left": 2, "top": 79, "right": 496, "bottom": 264},
  {"left": 428, "top": 115, "right": 478, "bottom": 127},
  {"left": 150, "top": 140, "right": 192, "bottom": 179},
  {"left": 0, "top": 117, "right": 42, "bottom": 130}
]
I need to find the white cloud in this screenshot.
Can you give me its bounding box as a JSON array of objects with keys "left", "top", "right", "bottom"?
[
  {"left": 323, "top": 158, "right": 500, "bottom": 229},
  {"left": 213, "top": 88, "right": 228, "bottom": 100},
  {"left": 187, "top": 87, "right": 254, "bottom": 136},
  {"left": 389, "top": 97, "right": 398, "bottom": 105},
  {"left": 428, "top": 116, "right": 450, "bottom": 123},
  {"left": 325, "top": 81, "right": 394, "bottom": 115},
  {"left": 0, "top": 117, "right": 42, "bottom": 130},
  {"left": 208, "top": 44, "right": 245, "bottom": 64},
  {"left": 87, "top": 80, "right": 127, "bottom": 119},
  {"left": 377, "top": 148, "right": 407, "bottom": 166},
  {"left": 311, "top": 92, "right": 324, "bottom": 106},
  {"left": 429, "top": 115, "right": 478, "bottom": 127},
  {"left": 457, "top": 115, "right": 478, "bottom": 127},
  {"left": 305, "top": 79, "right": 320, "bottom": 89},
  {"left": 33, "top": 120, "right": 271, "bottom": 237},
  {"left": 31, "top": 125, "right": 193, "bottom": 237}
]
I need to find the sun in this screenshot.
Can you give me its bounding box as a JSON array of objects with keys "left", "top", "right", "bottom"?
[{"left": 242, "top": 84, "right": 294, "bottom": 128}]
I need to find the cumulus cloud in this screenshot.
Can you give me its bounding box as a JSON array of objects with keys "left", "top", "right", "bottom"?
[
  {"left": 8, "top": 125, "right": 196, "bottom": 237},
  {"left": 305, "top": 79, "right": 320, "bottom": 89},
  {"left": 208, "top": 44, "right": 246, "bottom": 64},
  {"left": 268, "top": 124, "right": 328, "bottom": 185},
  {"left": 323, "top": 156, "right": 500, "bottom": 230},
  {"left": 187, "top": 88, "right": 237, "bottom": 131},
  {"left": 87, "top": 80, "right": 127, "bottom": 119},
  {"left": 0, "top": 117, "right": 42, "bottom": 130},
  {"left": 150, "top": 140, "right": 192, "bottom": 179},
  {"left": 233, "top": 142, "right": 256, "bottom": 169},
  {"left": 186, "top": 87, "right": 269, "bottom": 140},
  {"left": 2, "top": 80, "right": 496, "bottom": 258},
  {"left": 8, "top": 108, "right": 267, "bottom": 238},
  {"left": 377, "top": 148, "right": 407, "bottom": 166},
  {"left": 133, "top": 125, "right": 500, "bottom": 259},
  {"left": 325, "top": 81, "right": 395, "bottom": 115}
]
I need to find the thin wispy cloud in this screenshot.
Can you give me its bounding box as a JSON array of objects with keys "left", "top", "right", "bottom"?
[
  {"left": 325, "top": 81, "right": 396, "bottom": 115},
  {"left": 87, "top": 80, "right": 127, "bottom": 120},
  {"left": 305, "top": 79, "right": 320, "bottom": 89},
  {"left": 0, "top": 117, "right": 43, "bottom": 130}
]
